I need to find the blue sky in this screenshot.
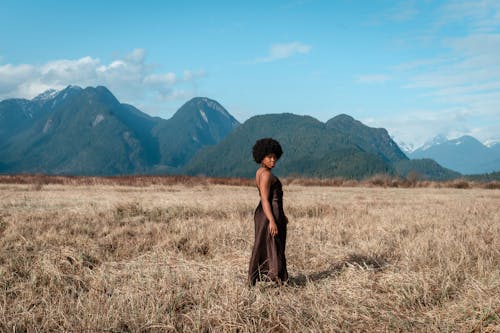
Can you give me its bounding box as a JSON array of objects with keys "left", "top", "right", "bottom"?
[{"left": 1, "top": 0, "right": 499, "bottom": 149}]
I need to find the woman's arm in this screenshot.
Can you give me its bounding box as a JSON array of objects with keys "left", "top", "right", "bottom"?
[{"left": 258, "top": 170, "right": 278, "bottom": 237}]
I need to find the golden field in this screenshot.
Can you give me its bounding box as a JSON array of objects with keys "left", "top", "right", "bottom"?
[{"left": 0, "top": 177, "right": 499, "bottom": 332}]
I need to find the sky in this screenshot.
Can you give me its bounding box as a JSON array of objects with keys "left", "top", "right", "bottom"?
[{"left": 1, "top": 0, "right": 499, "bottom": 149}]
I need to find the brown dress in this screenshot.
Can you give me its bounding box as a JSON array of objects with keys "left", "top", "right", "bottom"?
[{"left": 248, "top": 173, "right": 288, "bottom": 285}]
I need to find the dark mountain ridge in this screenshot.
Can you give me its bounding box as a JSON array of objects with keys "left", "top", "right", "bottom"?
[
  {"left": 326, "top": 114, "right": 408, "bottom": 163},
  {"left": 185, "top": 113, "right": 458, "bottom": 180},
  {"left": 0, "top": 86, "right": 239, "bottom": 175},
  {"left": 0, "top": 85, "right": 460, "bottom": 179},
  {"left": 1, "top": 86, "right": 153, "bottom": 174},
  {"left": 152, "top": 96, "right": 240, "bottom": 169}
]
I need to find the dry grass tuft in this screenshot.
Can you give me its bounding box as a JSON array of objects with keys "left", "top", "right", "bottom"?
[{"left": 0, "top": 179, "right": 498, "bottom": 332}]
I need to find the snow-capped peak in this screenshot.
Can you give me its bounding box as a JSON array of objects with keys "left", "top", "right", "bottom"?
[
  {"left": 419, "top": 134, "right": 449, "bottom": 151},
  {"left": 394, "top": 140, "right": 415, "bottom": 154},
  {"left": 199, "top": 97, "right": 230, "bottom": 119},
  {"left": 31, "top": 85, "right": 83, "bottom": 108},
  {"left": 32, "top": 89, "right": 59, "bottom": 102}
]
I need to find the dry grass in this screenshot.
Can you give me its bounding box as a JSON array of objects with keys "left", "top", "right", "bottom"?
[
  {"left": 1, "top": 174, "right": 499, "bottom": 189},
  {"left": 0, "top": 179, "right": 499, "bottom": 332}
]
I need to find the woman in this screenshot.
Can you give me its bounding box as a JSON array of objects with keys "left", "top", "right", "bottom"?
[{"left": 248, "top": 138, "right": 288, "bottom": 286}]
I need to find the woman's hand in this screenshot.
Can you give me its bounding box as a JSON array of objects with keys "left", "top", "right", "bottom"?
[{"left": 269, "top": 220, "right": 278, "bottom": 237}]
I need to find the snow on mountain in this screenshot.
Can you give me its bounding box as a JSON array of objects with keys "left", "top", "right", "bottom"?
[
  {"left": 419, "top": 134, "right": 449, "bottom": 151},
  {"left": 31, "top": 85, "right": 84, "bottom": 108},
  {"left": 32, "top": 89, "right": 59, "bottom": 102},
  {"left": 199, "top": 109, "right": 209, "bottom": 123},
  {"left": 200, "top": 97, "right": 231, "bottom": 119},
  {"left": 409, "top": 135, "right": 500, "bottom": 174},
  {"left": 410, "top": 134, "right": 500, "bottom": 153},
  {"left": 484, "top": 139, "right": 500, "bottom": 148},
  {"left": 394, "top": 140, "right": 415, "bottom": 155}
]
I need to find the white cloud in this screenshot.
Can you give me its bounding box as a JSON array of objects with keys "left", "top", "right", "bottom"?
[
  {"left": 183, "top": 69, "right": 206, "bottom": 81},
  {"left": 0, "top": 49, "right": 205, "bottom": 116},
  {"left": 365, "top": 106, "right": 500, "bottom": 149},
  {"left": 401, "top": 32, "right": 500, "bottom": 123},
  {"left": 41, "top": 57, "right": 100, "bottom": 87},
  {"left": 253, "top": 41, "right": 311, "bottom": 63},
  {"left": 0, "top": 64, "right": 36, "bottom": 96},
  {"left": 125, "top": 48, "right": 146, "bottom": 63},
  {"left": 143, "top": 73, "right": 177, "bottom": 86},
  {"left": 378, "top": 1, "right": 500, "bottom": 147}
]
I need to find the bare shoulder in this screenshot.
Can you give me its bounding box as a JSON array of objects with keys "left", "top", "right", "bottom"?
[
  {"left": 256, "top": 168, "right": 271, "bottom": 179},
  {"left": 256, "top": 168, "right": 272, "bottom": 185}
]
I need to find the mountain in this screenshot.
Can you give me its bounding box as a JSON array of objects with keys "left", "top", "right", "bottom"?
[
  {"left": 410, "top": 135, "right": 500, "bottom": 174},
  {"left": 185, "top": 113, "right": 393, "bottom": 179},
  {"left": 0, "top": 85, "right": 462, "bottom": 179},
  {"left": 395, "top": 140, "right": 414, "bottom": 156},
  {"left": 326, "top": 114, "right": 408, "bottom": 163},
  {"left": 419, "top": 134, "right": 448, "bottom": 152},
  {"left": 393, "top": 159, "right": 461, "bottom": 181},
  {"left": 0, "top": 87, "right": 78, "bottom": 145},
  {"left": 1, "top": 86, "right": 157, "bottom": 174},
  {"left": 152, "top": 97, "right": 239, "bottom": 171},
  {"left": 0, "top": 98, "right": 38, "bottom": 145},
  {"left": 491, "top": 142, "right": 500, "bottom": 154},
  {"left": 0, "top": 86, "right": 239, "bottom": 175},
  {"left": 185, "top": 113, "right": 457, "bottom": 180},
  {"left": 466, "top": 170, "right": 500, "bottom": 182}
]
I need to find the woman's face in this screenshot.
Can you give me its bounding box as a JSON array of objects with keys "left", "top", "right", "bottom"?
[{"left": 261, "top": 153, "right": 277, "bottom": 169}]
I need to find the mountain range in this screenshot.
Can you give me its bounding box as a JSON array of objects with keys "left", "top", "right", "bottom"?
[
  {"left": 184, "top": 113, "right": 460, "bottom": 180},
  {"left": 409, "top": 135, "right": 500, "bottom": 175},
  {"left": 0, "top": 85, "right": 466, "bottom": 180},
  {"left": 0, "top": 86, "right": 239, "bottom": 175}
]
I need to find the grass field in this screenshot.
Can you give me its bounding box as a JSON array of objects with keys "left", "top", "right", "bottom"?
[{"left": 0, "top": 179, "right": 499, "bottom": 332}]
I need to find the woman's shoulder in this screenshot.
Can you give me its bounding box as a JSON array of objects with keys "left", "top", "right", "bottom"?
[
  {"left": 256, "top": 167, "right": 271, "bottom": 177},
  {"left": 255, "top": 168, "right": 276, "bottom": 184}
]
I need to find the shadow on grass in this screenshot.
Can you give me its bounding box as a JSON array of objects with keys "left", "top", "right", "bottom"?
[{"left": 287, "top": 253, "right": 389, "bottom": 287}]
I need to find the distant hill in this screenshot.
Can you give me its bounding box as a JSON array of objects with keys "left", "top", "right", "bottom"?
[
  {"left": 410, "top": 135, "right": 500, "bottom": 174},
  {"left": 393, "top": 159, "right": 461, "bottom": 181},
  {"left": 185, "top": 113, "right": 458, "bottom": 180},
  {"left": 466, "top": 171, "right": 500, "bottom": 182},
  {"left": 0, "top": 86, "right": 239, "bottom": 175}
]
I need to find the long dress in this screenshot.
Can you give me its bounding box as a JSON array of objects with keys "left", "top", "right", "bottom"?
[{"left": 248, "top": 173, "right": 288, "bottom": 285}]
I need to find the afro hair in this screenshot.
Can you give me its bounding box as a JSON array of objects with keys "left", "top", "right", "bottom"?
[{"left": 252, "top": 138, "right": 283, "bottom": 163}]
